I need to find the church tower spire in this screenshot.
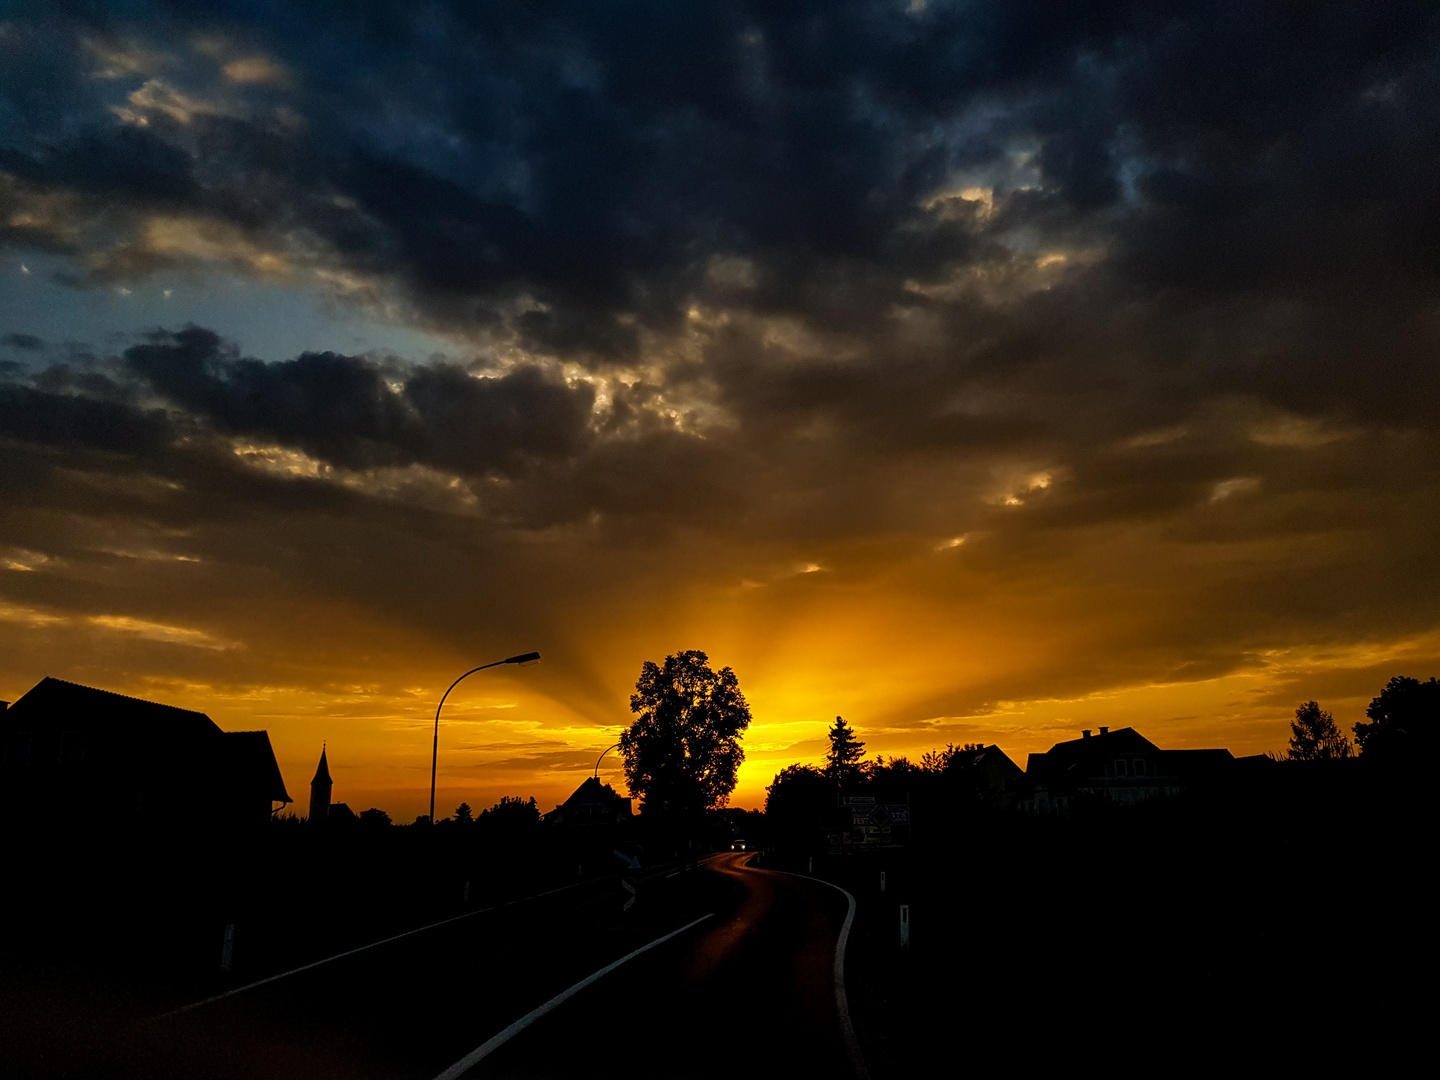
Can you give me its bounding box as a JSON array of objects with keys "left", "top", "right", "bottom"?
[{"left": 309, "top": 744, "right": 332, "bottom": 821}]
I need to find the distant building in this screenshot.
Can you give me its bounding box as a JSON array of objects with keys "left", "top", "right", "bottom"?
[
  {"left": 544, "top": 776, "right": 633, "bottom": 824},
  {"left": 945, "top": 744, "right": 1026, "bottom": 806},
  {"left": 310, "top": 745, "right": 332, "bottom": 821},
  {"left": 1022, "top": 726, "right": 1235, "bottom": 812},
  {"left": 0, "top": 677, "right": 291, "bottom": 827}
]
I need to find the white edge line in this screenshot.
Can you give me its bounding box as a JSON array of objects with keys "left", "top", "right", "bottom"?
[
  {"left": 431, "top": 912, "right": 714, "bottom": 1080},
  {"left": 156, "top": 880, "right": 591, "bottom": 1020},
  {"left": 769, "top": 864, "right": 871, "bottom": 1080}
]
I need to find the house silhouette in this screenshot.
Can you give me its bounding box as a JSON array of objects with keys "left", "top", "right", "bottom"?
[
  {"left": 0, "top": 677, "right": 291, "bottom": 827},
  {"left": 1022, "top": 726, "right": 1235, "bottom": 812},
  {"left": 945, "top": 743, "right": 1026, "bottom": 806},
  {"left": 544, "top": 776, "right": 633, "bottom": 824}
]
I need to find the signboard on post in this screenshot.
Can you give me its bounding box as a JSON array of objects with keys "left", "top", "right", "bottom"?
[{"left": 827, "top": 801, "right": 911, "bottom": 853}]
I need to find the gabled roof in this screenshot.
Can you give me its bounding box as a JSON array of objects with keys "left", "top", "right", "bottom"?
[
  {"left": 963, "top": 744, "right": 1025, "bottom": 774},
  {"left": 4, "top": 677, "right": 222, "bottom": 740},
  {"left": 223, "top": 730, "right": 292, "bottom": 804},
  {"left": 1026, "top": 727, "right": 1163, "bottom": 784},
  {"left": 560, "top": 775, "right": 626, "bottom": 809},
  {"left": 1043, "top": 727, "right": 1161, "bottom": 760}
]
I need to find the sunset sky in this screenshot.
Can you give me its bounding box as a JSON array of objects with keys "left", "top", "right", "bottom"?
[{"left": 3, "top": 3, "right": 1439, "bottom": 818}]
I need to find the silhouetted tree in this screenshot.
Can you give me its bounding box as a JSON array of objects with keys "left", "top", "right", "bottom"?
[
  {"left": 480, "top": 795, "right": 540, "bottom": 828},
  {"left": 358, "top": 807, "right": 391, "bottom": 828},
  {"left": 764, "top": 764, "right": 833, "bottom": 847},
  {"left": 920, "top": 743, "right": 981, "bottom": 773},
  {"left": 1287, "top": 701, "right": 1352, "bottom": 760},
  {"left": 765, "top": 764, "right": 831, "bottom": 816},
  {"left": 454, "top": 801, "right": 474, "bottom": 824},
  {"left": 1354, "top": 676, "right": 1438, "bottom": 758},
  {"left": 621, "top": 650, "right": 751, "bottom": 818},
  {"left": 826, "top": 716, "right": 866, "bottom": 790}
]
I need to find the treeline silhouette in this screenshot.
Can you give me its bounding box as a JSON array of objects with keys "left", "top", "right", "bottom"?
[
  {"left": 753, "top": 677, "right": 1431, "bottom": 1076},
  {"left": 5, "top": 792, "right": 615, "bottom": 1004}
]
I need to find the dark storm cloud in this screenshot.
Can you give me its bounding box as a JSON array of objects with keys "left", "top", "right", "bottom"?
[
  {"left": 3, "top": 2, "right": 1438, "bottom": 379},
  {"left": 0, "top": 380, "right": 170, "bottom": 454},
  {"left": 121, "top": 327, "right": 596, "bottom": 475}
]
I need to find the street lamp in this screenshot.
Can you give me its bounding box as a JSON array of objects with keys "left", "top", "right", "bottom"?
[
  {"left": 430, "top": 652, "right": 540, "bottom": 824},
  {"left": 594, "top": 742, "right": 622, "bottom": 780}
]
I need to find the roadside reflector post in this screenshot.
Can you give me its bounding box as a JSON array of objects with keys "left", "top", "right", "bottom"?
[
  {"left": 220, "top": 923, "right": 236, "bottom": 974},
  {"left": 899, "top": 905, "right": 910, "bottom": 950},
  {"left": 808, "top": 856, "right": 813, "bottom": 873},
  {"left": 880, "top": 870, "right": 887, "bottom": 893}
]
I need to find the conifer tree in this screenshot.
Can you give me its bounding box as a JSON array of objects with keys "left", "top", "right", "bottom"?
[{"left": 826, "top": 715, "right": 866, "bottom": 789}]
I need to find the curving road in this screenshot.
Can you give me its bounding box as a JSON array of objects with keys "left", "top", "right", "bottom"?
[
  {"left": 461, "top": 852, "right": 865, "bottom": 1079},
  {"left": 11, "top": 853, "right": 867, "bottom": 1079}
]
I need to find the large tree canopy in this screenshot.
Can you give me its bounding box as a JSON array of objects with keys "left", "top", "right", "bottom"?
[
  {"left": 621, "top": 650, "right": 751, "bottom": 817},
  {"left": 1354, "top": 676, "right": 1439, "bottom": 758}
]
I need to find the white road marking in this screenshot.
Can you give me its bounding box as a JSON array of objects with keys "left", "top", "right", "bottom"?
[
  {"left": 431, "top": 913, "right": 714, "bottom": 1080},
  {"left": 763, "top": 858, "right": 871, "bottom": 1080},
  {"left": 156, "top": 880, "right": 592, "bottom": 1019}
]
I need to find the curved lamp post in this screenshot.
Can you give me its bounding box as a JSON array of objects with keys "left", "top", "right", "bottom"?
[
  {"left": 594, "top": 742, "right": 622, "bottom": 780},
  {"left": 430, "top": 652, "right": 540, "bottom": 824}
]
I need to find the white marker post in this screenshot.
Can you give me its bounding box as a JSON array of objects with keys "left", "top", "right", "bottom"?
[
  {"left": 808, "top": 856, "right": 814, "bottom": 873},
  {"left": 220, "top": 923, "right": 236, "bottom": 974},
  {"left": 899, "top": 905, "right": 910, "bottom": 950},
  {"left": 880, "top": 870, "right": 887, "bottom": 893}
]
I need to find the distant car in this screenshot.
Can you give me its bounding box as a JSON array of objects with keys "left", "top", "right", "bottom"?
[{"left": 730, "top": 839, "right": 747, "bottom": 851}]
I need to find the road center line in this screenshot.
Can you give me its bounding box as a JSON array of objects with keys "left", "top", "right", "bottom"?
[
  {"left": 431, "top": 912, "right": 714, "bottom": 1080},
  {"left": 155, "top": 879, "right": 591, "bottom": 1020}
]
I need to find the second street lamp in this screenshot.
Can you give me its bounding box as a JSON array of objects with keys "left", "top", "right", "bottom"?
[
  {"left": 594, "top": 742, "right": 622, "bottom": 780},
  {"left": 430, "top": 651, "right": 540, "bottom": 824}
]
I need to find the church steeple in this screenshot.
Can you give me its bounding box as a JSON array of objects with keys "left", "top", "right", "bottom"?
[{"left": 309, "top": 744, "right": 332, "bottom": 821}]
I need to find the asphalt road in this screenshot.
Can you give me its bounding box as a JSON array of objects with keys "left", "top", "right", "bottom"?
[
  {"left": 470, "top": 852, "right": 863, "bottom": 1079},
  {"left": 6, "top": 852, "right": 865, "bottom": 1079}
]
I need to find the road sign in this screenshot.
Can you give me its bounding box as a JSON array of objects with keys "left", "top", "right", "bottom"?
[{"left": 831, "top": 802, "right": 912, "bottom": 852}]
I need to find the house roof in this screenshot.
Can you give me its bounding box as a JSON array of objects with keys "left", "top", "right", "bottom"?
[
  {"left": 3, "top": 677, "right": 291, "bottom": 809},
  {"left": 560, "top": 775, "right": 626, "bottom": 809},
  {"left": 543, "top": 776, "right": 632, "bottom": 822},
  {"left": 1026, "top": 727, "right": 1163, "bottom": 784},
  {"left": 4, "top": 676, "right": 222, "bottom": 740},
  {"left": 965, "top": 744, "right": 1024, "bottom": 774},
  {"left": 222, "top": 730, "right": 292, "bottom": 804}
]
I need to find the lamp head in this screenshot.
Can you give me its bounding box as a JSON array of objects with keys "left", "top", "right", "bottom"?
[{"left": 504, "top": 651, "right": 541, "bottom": 666}]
